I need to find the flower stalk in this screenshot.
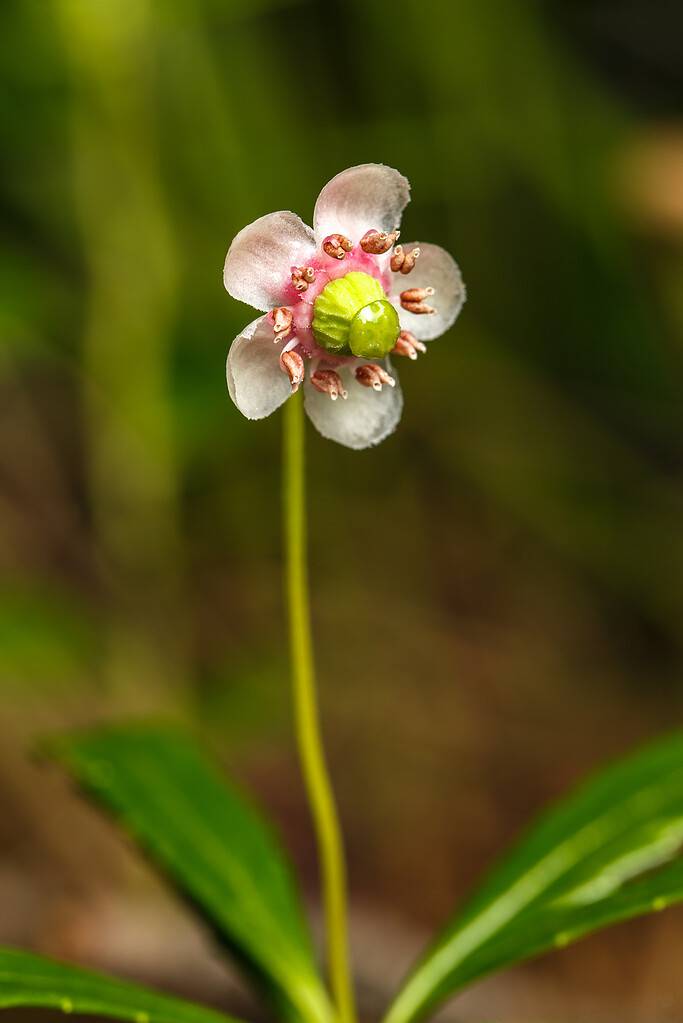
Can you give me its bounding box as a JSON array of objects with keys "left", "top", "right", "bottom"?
[{"left": 283, "top": 391, "right": 356, "bottom": 1023}]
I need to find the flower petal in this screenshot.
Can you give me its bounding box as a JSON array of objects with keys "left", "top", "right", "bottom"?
[
  {"left": 304, "top": 359, "right": 403, "bottom": 450},
  {"left": 313, "top": 164, "right": 411, "bottom": 246},
  {"left": 223, "top": 212, "right": 316, "bottom": 312},
  {"left": 227, "top": 316, "right": 292, "bottom": 420},
  {"left": 392, "top": 242, "right": 466, "bottom": 341}
]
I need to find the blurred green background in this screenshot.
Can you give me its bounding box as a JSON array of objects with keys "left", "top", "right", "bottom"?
[{"left": 1, "top": 1, "right": 683, "bottom": 1020}]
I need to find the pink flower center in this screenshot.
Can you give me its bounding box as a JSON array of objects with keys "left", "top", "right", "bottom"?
[{"left": 286, "top": 244, "right": 393, "bottom": 362}]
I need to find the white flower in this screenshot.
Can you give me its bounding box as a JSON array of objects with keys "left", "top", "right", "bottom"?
[{"left": 223, "top": 164, "right": 465, "bottom": 450}]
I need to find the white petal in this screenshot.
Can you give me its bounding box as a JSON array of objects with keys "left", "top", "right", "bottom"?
[
  {"left": 313, "top": 164, "right": 411, "bottom": 246},
  {"left": 223, "top": 211, "right": 316, "bottom": 312},
  {"left": 304, "top": 359, "right": 403, "bottom": 450},
  {"left": 227, "top": 316, "right": 292, "bottom": 420},
  {"left": 392, "top": 242, "right": 466, "bottom": 341}
]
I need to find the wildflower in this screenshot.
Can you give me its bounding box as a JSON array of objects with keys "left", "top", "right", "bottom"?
[{"left": 223, "top": 164, "right": 465, "bottom": 449}]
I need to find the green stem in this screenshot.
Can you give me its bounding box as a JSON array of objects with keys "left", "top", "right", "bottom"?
[{"left": 283, "top": 391, "right": 356, "bottom": 1023}]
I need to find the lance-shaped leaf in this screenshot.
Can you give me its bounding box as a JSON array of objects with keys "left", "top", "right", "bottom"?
[
  {"left": 384, "top": 733, "right": 683, "bottom": 1023},
  {"left": 52, "top": 727, "right": 332, "bottom": 1023},
  {"left": 0, "top": 947, "right": 238, "bottom": 1023}
]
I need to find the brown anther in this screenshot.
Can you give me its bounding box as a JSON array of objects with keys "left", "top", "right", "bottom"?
[
  {"left": 400, "top": 287, "right": 434, "bottom": 303},
  {"left": 392, "top": 330, "right": 427, "bottom": 360},
  {"left": 322, "top": 234, "right": 353, "bottom": 260},
  {"left": 401, "top": 301, "right": 436, "bottom": 315},
  {"left": 280, "top": 350, "right": 304, "bottom": 392},
  {"left": 290, "top": 267, "right": 308, "bottom": 292},
  {"left": 390, "top": 245, "right": 405, "bottom": 272},
  {"left": 399, "top": 247, "right": 420, "bottom": 275},
  {"left": 400, "top": 286, "right": 436, "bottom": 314},
  {"left": 360, "top": 228, "right": 400, "bottom": 255},
  {"left": 311, "top": 369, "right": 347, "bottom": 401},
  {"left": 269, "top": 306, "right": 293, "bottom": 337},
  {"left": 355, "top": 363, "right": 396, "bottom": 391},
  {"left": 291, "top": 266, "right": 315, "bottom": 288}
]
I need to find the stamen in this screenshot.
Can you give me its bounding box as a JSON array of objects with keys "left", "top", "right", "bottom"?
[
  {"left": 269, "top": 306, "right": 293, "bottom": 339},
  {"left": 400, "top": 287, "right": 434, "bottom": 302},
  {"left": 401, "top": 301, "right": 436, "bottom": 314},
  {"left": 392, "top": 330, "right": 427, "bottom": 360},
  {"left": 390, "top": 244, "right": 420, "bottom": 273},
  {"left": 400, "top": 286, "right": 436, "bottom": 314},
  {"left": 360, "top": 228, "right": 400, "bottom": 255},
  {"left": 355, "top": 363, "right": 396, "bottom": 391},
  {"left": 280, "top": 349, "right": 304, "bottom": 392},
  {"left": 400, "top": 247, "right": 420, "bottom": 274},
  {"left": 311, "top": 369, "right": 348, "bottom": 400},
  {"left": 291, "top": 268, "right": 307, "bottom": 292},
  {"left": 291, "top": 266, "right": 316, "bottom": 291},
  {"left": 322, "top": 234, "right": 353, "bottom": 260}
]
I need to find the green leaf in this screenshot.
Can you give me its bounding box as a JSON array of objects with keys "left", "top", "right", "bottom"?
[
  {"left": 0, "top": 947, "right": 238, "bottom": 1023},
  {"left": 385, "top": 733, "right": 683, "bottom": 1023},
  {"left": 52, "top": 727, "right": 332, "bottom": 1023}
]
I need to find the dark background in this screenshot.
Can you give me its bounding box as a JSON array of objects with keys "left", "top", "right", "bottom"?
[{"left": 1, "top": 1, "right": 683, "bottom": 1020}]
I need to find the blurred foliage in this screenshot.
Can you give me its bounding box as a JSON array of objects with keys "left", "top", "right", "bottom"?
[
  {"left": 1, "top": 0, "right": 683, "bottom": 1016},
  {"left": 52, "top": 726, "right": 333, "bottom": 1023}
]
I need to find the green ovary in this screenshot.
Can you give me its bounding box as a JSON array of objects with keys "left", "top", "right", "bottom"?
[{"left": 312, "top": 271, "right": 400, "bottom": 359}]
